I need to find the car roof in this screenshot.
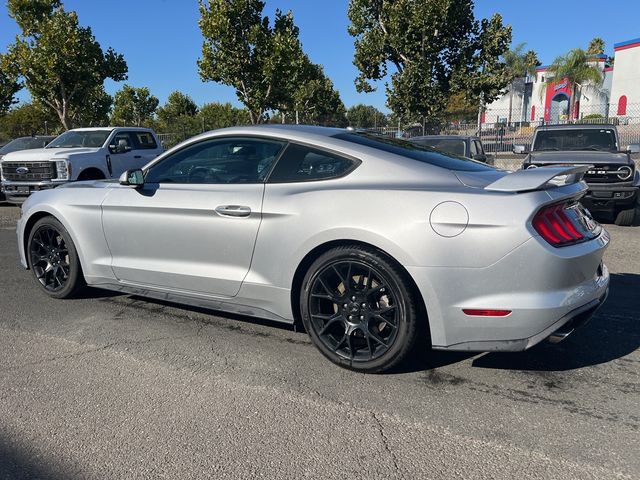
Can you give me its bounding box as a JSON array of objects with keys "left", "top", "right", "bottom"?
[
  {"left": 70, "top": 127, "right": 155, "bottom": 132},
  {"left": 535, "top": 124, "right": 617, "bottom": 131},
  {"left": 411, "top": 135, "right": 478, "bottom": 141}
]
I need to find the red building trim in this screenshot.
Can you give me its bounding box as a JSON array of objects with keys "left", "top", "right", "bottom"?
[
  {"left": 531, "top": 105, "right": 536, "bottom": 121},
  {"left": 614, "top": 41, "right": 640, "bottom": 52}
]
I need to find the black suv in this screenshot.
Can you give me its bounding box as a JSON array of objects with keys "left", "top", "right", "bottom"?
[{"left": 517, "top": 124, "right": 639, "bottom": 226}]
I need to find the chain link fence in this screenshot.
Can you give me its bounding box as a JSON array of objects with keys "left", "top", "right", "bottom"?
[{"left": 368, "top": 104, "right": 640, "bottom": 170}]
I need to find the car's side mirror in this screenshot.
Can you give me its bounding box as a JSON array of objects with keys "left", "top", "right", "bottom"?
[
  {"left": 472, "top": 154, "right": 487, "bottom": 162},
  {"left": 119, "top": 168, "right": 144, "bottom": 187},
  {"left": 626, "top": 143, "right": 640, "bottom": 153},
  {"left": 109, "top": 142, "right": 132, "bottom": 154},
  {"left": 513, "top": 145, "right": 528, "bottom": 154}
]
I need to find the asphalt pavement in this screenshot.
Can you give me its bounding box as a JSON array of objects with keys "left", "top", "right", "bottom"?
[{"left": 0, "top": 203, "right": 638, "bottom": 479}]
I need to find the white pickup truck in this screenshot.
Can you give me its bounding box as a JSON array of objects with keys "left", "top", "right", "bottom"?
[{"left": 0, "top": 127, "right": 163, "bottom": 204}]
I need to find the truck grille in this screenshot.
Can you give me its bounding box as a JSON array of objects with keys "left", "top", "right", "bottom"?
[
  {"left": 1, "top": 161, "right": 57, "bottom": 181},
  {"left": 584, "top": 164, "right": 634, "bottom": 183}
]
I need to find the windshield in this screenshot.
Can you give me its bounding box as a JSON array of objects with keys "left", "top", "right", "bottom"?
[
  {"left": 46, "top": 130, "right": 110, "bottom": 149},
  {"left": 0, "top": 137, "right": 50, "bottom": 155},
  {"left": 411, "top": 138, "right": 467, "bottom": 157},
  {"left": 533, "top": 129, "right": 618, "bottom": 152},
  {"left": 333, "top": 132, "right": 494, "bottom": 172}
]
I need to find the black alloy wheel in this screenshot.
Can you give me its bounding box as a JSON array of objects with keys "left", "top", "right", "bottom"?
[
  {"left": 28, "top": 216, "right": 85, "bottom": 298},
  {"left": 301, "top": 246, "right": 422, "bottom": 373}
]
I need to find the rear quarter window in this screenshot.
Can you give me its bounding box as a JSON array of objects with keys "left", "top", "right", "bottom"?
[
  {"left": 268, "top": 143, "right": 358, "bottom": 182},
  {"left": 334, "top": 133, "right": 494, "bottom": 172},
  {"left": 132, "top": 132, "right": 158, "bottom": 149}
]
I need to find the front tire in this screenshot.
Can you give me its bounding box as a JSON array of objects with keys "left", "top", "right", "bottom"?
[
  {"left": 27, "top": 216, "right": 85, "bottom": 298},
  {"left": 300, "top": 246, "right": 421, "bottom": 373}
]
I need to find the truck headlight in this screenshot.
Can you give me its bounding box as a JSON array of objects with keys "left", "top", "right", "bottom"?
[
  {"left": 616, "top": 166, "right": 633, "bottom": 181},
  {"left": 56, "top": 160, "right": 69, "bottom": 180}
]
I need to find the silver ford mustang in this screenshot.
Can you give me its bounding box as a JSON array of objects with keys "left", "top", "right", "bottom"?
[{"left": 16, "top": 125, "right": 610, "bottom": 372}]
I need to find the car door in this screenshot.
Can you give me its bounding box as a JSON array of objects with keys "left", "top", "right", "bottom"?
[
  {"left": 129, "top": 130, "right": 163, "bottom": 165},
  {"left": 101, "top": 136, "right": 286, "bottom": 297},
  {"left": 106, "top": 131, "right": 139, "bottom": 177}
]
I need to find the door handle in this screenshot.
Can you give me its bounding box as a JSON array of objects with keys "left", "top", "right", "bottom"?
[
  {"left": 214, "top": 205, "right": 251, "bottom": 217},
  {"left": 134, "top": 155, "right": 142, "bottom": 159}
]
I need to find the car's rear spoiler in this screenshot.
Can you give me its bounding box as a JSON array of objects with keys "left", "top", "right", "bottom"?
[{"left": 484, "top": 165, "right": 592, "bottom": 192}]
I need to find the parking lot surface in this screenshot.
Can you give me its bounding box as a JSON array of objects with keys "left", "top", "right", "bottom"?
[{"left": 0, "top": 204, "right": 638, "bottom": 479}]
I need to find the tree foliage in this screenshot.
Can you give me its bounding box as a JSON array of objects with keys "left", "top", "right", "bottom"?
[
  {"left": 0, "top": 55, "right": 22, "bottom": 115},
  {"left": 5, "top": 0, "right": 127, "bottom": 130},
  {"left": 545, "top": 48, "right": 603, "bottom": 119},
  {"left": 587, "top": 37, "right": 605, "bottom": 56},
  {"left": 502, "top": 42, "right": 540, "bottom": 123},
  {"left": 199, "top": 102, "right": 250, "bottom": 130},
  {"left": 111, "top": 85, "right": 159, "bottom": 127},
  {"left": 0, "top": 102, "right": 60, "bottom": 141},
  {"left": 348, "top": 0, "right": 511, "bottom": 121},
  {"left": 278, "top": 58, "right": 346, "bottom": 125},
  {"left": 156, "top": 91, "right": 198, "bottom": 124},
  {"left": 198, "top": 0, "right": 308, "bottom": 124},
  {"left": 346, "top": 104, "right": 387, "bottom": 128}
]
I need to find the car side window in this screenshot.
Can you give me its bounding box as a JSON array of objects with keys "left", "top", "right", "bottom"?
[
  {"left": 145, "top": 137, "right": 285, "bottom": 184},
  {"left": 268, "top": 143, "right": 357, "bottom": 183},
  {"left": 131, "top": 132, "right": 158, "bottom": 150},
  {"left": 469, "top": 140, "right": 478, "bottom": 157},
  {"left": 110, "top": 132, "right": 134, "bottom": 152}
]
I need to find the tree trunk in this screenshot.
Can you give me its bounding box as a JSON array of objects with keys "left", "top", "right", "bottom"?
[{"left": 507, "top": 81, "right": 514, "bottom": 126}]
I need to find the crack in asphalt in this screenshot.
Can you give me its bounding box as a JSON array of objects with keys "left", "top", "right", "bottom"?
[{"left": 371, "top": 411, "right": 402, "bottom": 478}]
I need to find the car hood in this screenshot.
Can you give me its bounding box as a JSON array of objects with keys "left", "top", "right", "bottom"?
[
  {"left": 527, "top": 151, "right": 629, "bottom": 164},
  {"left": 57, "top": 179, "right": 118, "bottom": 189},
  {"left": 1, "top": 147, "right": 102, "bottom": 161}
]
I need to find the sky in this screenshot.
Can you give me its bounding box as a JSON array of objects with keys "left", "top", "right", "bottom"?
[{"left": 2, "top": 0, "right": 640, "bottom": 113}]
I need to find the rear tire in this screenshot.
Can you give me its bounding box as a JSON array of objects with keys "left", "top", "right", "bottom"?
[
  {"left": 300, "top": 245, "right": 421, "bottom": 373},
  {"left": 27, "top": 216, "right": 85, "bottom": 298}
]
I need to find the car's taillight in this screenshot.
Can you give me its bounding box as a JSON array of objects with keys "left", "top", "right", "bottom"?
[{"left": 532, "top": 202, "right": 597, "bottom": 247}]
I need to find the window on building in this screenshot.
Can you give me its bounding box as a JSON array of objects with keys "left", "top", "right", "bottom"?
[{"left": 617, "top": 95, "right": 628, "bottom": 116}]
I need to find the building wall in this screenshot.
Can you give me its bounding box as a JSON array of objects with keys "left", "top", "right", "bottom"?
[
  {"left": 609, "top": 38, "right": 640, "bottom": 116},
  {"left": 481, "top": 40, "right": 640, "bottom": 124}
]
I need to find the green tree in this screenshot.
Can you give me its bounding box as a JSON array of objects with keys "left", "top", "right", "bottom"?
[
  {"left": 545, "top": 48, "right": 603, "bottom": 121},
  {"left": 156, "top": 90, "right": 198, "bottom": 124},
  {"left": 72, "top": 85, "right": 112, "bottom": 127},
  {"left": 587, "top": 37, "right": 605, "bottom": 56},
  {"left": 346, "top": 104, "right": 387, "bottom": 128},
  {"left": 502, "top": 43, "right": 540, "bottom": 124},
  {"left": 0, "top": 55, "right": 22, "bottom": 114},
  {"left": 0, "top": 102, "right": 60, "bottom": 140},
  {"left": 111, "top": 84, "right": 159, "bottom": 126},
  {"left": 198, "top": 0, "right": 306, "bottom": 124},
  {"left": 197, "top": 102, "right": 250, "bottom": 131},
  {"left": 443, "top": 91, "right": 479, "bottom": 122},
  {"left": 280, "top": 58, "right": 346, "bottom": 125},
  {"left": 155, "top": 91, "right": 200, "bottom": 145},
  {"left": 348, "top": 0, "right": 511, "bottom": 122},
  {"left": 5, "top": 0, "right": 127, "bottom": 130}
]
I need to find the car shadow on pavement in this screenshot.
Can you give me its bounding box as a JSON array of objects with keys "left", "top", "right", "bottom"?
[
  {"left": 0, "top": 439, "right": 68, "bottom": 480},
  {"left": 470, "top": 273, "right": 640, "bottom": 372}
]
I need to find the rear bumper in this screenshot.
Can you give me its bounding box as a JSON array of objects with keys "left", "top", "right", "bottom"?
[
  {"left": 408, "top": 229, "right": 610, "bottom": 351},
  {"left": 434, "top": 288, "right": 608, "bottom": 352},
  {"left": 583, "top": 183, "right": 638, "bottom": 213}
]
